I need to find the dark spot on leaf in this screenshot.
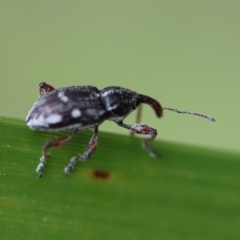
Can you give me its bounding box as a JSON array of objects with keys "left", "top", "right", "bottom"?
[{"left": 92, "top": 170, "right": 110, "bottom": 180}]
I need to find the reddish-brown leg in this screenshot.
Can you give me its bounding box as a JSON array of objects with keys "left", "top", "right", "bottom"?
[
  {"left": 64, "top": 127, "right": 99, "bottom": 176},
  {"left": 118, "top": 121, "right": 158, "bottom": 157},
  {"left": 39, "top": 82, "right": 55, "bottom": 97},
  {"left": 36, "top": 129, "right": 78, "bottom": 178}
]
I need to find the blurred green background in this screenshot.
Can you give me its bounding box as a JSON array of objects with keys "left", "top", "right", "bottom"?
[{"left": 0, "top": 1, "right": 239, "bottom": 153}]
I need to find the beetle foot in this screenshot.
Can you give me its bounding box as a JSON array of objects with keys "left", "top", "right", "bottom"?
[
  {"left": 36, "top": 156, "right": 46, "bottom": 178},
  {"left": 142, "top": 140, "right": 159, "bottom": 158},
  {"left": 64, "top": 164, "right": 73, "bottom": 176},
  {"left": 64, "top": 155, "right": 81, "bottom": 176}
]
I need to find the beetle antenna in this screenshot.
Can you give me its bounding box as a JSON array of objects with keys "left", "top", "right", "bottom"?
[{"left": 163, "top": 108, "right": 216, "bottom": 122}]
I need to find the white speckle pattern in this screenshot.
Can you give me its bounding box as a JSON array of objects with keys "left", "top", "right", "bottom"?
[
  {"left": 107, "top": 104, "right": 118, "bottom": 111},
  {"left": 27, "top": 115, "right": 49, "bottom": 128},
  {"left": 45, "top": 114, "right": 63, "bottom": 124},
  {"left": 27, "top": 113, "right": 62, "bottom": 128},
  {"left": 58, "top": 91, "right": 69, "bottom": 103},
  {"left": 71, "top": 109, "right": 81, "bottom": 118},
  {"left": 101, "top": 90, "right": 113, "bottom": 97}
]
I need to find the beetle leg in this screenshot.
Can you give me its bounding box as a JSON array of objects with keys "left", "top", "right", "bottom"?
[
  {"left": 36, "top": 129, "right": 78, "bottom": 178},
  {"left": 39, "top": 82, "right": 55, "bottom": 97},
  {"left": 64, "top": 127, "right": 98, "bottom": 176},
  {"left": 130, "top": 104, "right": 143, "bottom": 137},
  {"left": 118, "top": 121, "right": 158, "bottom": 157}
]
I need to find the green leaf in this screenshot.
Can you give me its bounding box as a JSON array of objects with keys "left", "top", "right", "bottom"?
[{"left": 0, "top": 117, "right": 240, "bottom": 240}]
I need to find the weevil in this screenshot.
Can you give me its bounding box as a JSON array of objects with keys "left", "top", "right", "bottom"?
[{"left": 26, "top": 82, "right": 215, "bottom": 178}]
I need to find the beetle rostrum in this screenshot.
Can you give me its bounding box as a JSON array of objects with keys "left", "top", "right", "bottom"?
[{"left": 26, "top": 82, "right": 215, "bottom": 178}]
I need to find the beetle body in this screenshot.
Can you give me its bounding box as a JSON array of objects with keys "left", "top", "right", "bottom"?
[
  {"left": 27, "top": 86, "right": 108, "bottom": 131},
  {"left": 26, "top": 85, "right": 162, "bottom": 131},
  {"left": 26, "top": 82, "right": 162, "bottom": 177},
  {"left": 26, "top": 82, "right": 214, "bottom": 178}
]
